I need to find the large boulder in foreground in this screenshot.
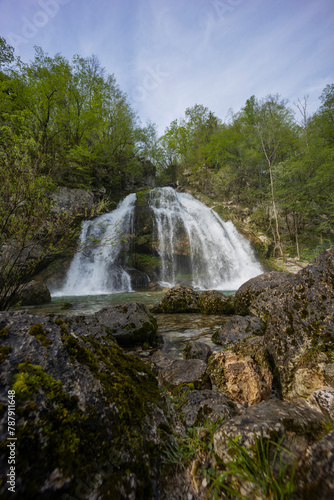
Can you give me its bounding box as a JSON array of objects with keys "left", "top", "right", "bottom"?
[
  {"left": 234, "top": 271, "right": 293, "bottom": 318},
  {"left": 0, "top": 310, "right": 172, "bottom": 499},
  {"left": 94, "top": 302, "right": 158, "bottom": 347},
  {"left": 263, "top": 248, "right": 334, "bottom": 398},
  {"left": 213, "top": 399, "right": 327, "bottom": 462},
  {"left": 232, "top": 249, "right": 334, "bottom": 399}
]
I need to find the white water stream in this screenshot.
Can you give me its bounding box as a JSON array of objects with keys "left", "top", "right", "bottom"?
[
  {"left": 57, "top": 193, "right": 136, "bottom": 296},
  {"left": 149, "top": 187, "right": 263, "bottom": 290}
]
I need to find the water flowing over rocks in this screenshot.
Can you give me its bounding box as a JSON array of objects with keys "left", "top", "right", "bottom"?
[{"left": 54, "top": 187, "right": 263, "bottom": 295}]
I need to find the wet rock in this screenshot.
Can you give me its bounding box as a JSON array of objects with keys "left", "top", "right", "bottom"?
[
  {"left": 234, "top": 271, "right": 293, "bottom": 316},
  {"left": 158, "top": 359, "right": 210, "bottom": 390},
  {"left": 207, "top": 348, "right": 273, "bottom": 405},
  {"left": 94, "top": 302, "right": 158, "bottom": 347},
  {"left": 126, "top": 268, "right": 150, "bottom": 289},
  {"left": 183, "top": 340, "right": 212, "bottom": 362},
  {"left": 178, "top": 389, "right": 242, "bottom": 427},
  {"left": 212, "top": 315, "right": 264, "bottom": 346},
  {"left": 0, "top": 310, "right": 172, "bottom": 499},
  {"left": 13, "top": 280, "right": 51, "bottom": 306},
  {"left": 301, "top": 430, "right": 334, "bottom": 500},
  {"left": 213, "top": 399, "right": 327, "bottom": 463},
  {"left": 149, "top": 350, "right": 174, "bottom": 374},
  {"left": 198, "top": 290, "right": 234, "bottom": 315},
  {"left": 152, "top": 285, "right": 200, "bottom": 313}
]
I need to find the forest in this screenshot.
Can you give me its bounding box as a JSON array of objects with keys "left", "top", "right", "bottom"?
[{"left": 1, "top": 35, "right": 334, "bottom": 270}]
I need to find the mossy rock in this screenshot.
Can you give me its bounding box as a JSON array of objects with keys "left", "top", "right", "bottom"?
[
  {"left": 152, "top": 285, "right": 200, "bottom": 313},
  {"left": 0, "top": 310, "right": 172, "bottom": 499},
  {"left": 198, "top": 290, "right": 235, "bottom": 315},
  {"left": 12, "top": 281, "right": 51, "bottom": 307}
]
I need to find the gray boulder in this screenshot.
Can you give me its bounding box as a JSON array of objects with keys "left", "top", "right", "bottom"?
[
  {"left": 302, "top": 430, "right": 334, "bottom": 500},
  {"left": 234, "top": 271, "right": 293, "bottom": 317},
  {"left": 183, "top": 340, "right": 212, "bottom": 362},
  {"left": 198, "top": 290, "right": 234, "bottom": 315},
  {"left": 158, "top": 358, "right": 210, "bottom": 390},
  {"left": 13, "top": 280, "right": 51, "bottom": 306},
  {"left": 152, "top": 285, "right": 200, "bottom": 313},
  {"left": 178, "top": 389, "right": 242, "bottom": 427},
  {"left": 212, "top": 315, "right": 264, "bottom": 346},
  {"left": 94, "top": 302, "right": 158, "bottom": 347},
  {"left": 213, "top": 399, "right": 327, "bottom": 463},
  {"left": 264, "top": 248, "right": 334, "bottom": 398}
]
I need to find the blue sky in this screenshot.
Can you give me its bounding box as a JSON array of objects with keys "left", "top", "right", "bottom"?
[{"left": 1, "top": 0, "right": 333, "bottom": 134}]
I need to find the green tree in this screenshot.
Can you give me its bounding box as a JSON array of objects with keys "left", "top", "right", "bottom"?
[
  {"left": 242, "top": 95, "right": 297, "bottom": 257},
  {"left": 0, "top": 126, "right": 83, "bottom": 310},
  {"left": 0, "top": 37, "right": 14, "bottom": 69}
]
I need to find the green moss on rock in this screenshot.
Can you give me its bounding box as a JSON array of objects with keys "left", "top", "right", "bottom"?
[{"left": 29, "top": 323, "right": 52, "bottom": 348}]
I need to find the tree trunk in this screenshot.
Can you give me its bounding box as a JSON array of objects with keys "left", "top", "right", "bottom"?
[{"left": 268, "top": 161, "right": 284, "bottom": 258}]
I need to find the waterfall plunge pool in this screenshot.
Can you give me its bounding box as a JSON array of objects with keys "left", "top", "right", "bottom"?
[{"left": 16, "top": 289, "right": 235, "bottom": 359}]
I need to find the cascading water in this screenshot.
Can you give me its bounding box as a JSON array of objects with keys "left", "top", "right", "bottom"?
[
  {"left": 149, "top": 187, "right": 263, "bottom": 290},
  {"left": 56, "top": 193, "right": 136, "bottom": 296},
  {"left": 56, "top": 187, "right": 263, "bottom": 296}
]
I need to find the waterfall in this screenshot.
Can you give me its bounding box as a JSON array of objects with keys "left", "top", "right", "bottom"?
[
  {"left": 56, "top": 187, "right": 263, "bottom": 296},
  {"left": 148, "top": 187, "right": 263, "bottom": 290},
  {"left": 56, "top": 193, "right": 136, "bottom": 296}
]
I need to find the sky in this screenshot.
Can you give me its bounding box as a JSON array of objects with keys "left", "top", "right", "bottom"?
[{"left": 1, "top": 0, "right": 333, "bottom": 135}]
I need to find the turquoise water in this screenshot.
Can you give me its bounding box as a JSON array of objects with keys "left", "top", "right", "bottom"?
[
  {"left": 18, "top": 290, "right": 235, "bottom": 359},
  {"left": 20, "top": 291, "right": 167, "bottom": 316},
  {"left": 21, "top": 289, "right": 235, "bottom": 316}
]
